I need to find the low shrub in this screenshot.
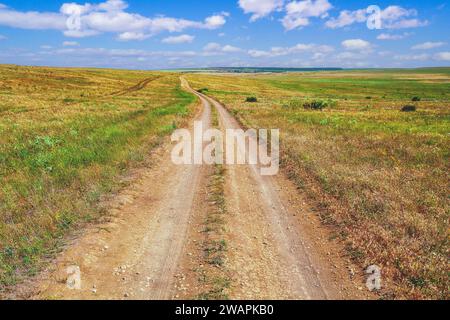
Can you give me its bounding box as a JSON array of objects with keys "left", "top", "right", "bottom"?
[
  {"left": 411, "top": 96, "right": 421, "bottom": 102},
  {"left": 303, "top": 100, "right": 328, "bottom": 110},
  {"left": 63, "top": 98, "right": 76, "bottom": 104},
  {"left": 246, "top": 96, "right": 258, "bottom": 103},
  {"left": 401, "top": 105, "right": 417, "bottom": 112},
  {"left": 197, "top": 88, "right": 209, "bottom": 94}
]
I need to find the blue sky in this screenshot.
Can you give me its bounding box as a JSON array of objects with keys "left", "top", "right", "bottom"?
[{"left": 0, "top": 0, "right": 449, "bottom": 69}]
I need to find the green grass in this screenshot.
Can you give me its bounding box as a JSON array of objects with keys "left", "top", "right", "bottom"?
[
  {"left": 196, "top": 164, "right": 230, "bottom": 300},
  {"left": 265, "top": 76, "right": 450, "bottom": 101},
  {"left": 187, "top": 69, "right": 450, "bottom": 299}
]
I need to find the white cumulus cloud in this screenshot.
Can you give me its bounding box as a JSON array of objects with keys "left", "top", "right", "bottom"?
[
  {"left": 239, "top": 0, "right": 284, "bottom": 21},
  {"left": 412, "top": 42, "right": 446, "bottom": 50},
  {"left": 434, "top": 52, "right": 450, "bottom": 61},
  {"left": 222, "top": 45, "right": 242, "bottom": 53},
  {"left": 204, "top": 13, "right": 228, "bottom": 29},
  {"left": 341, "top": 39, "right": 372, "bottom": 51},
  {"left": 0, "top": 4, "right": 66, "bottom": 30},
  {"left": 326, "top": 5, "right": 428, "bottom": 30},
  {"left": 203, "top": 42, "right": 242, "bottom": 55},
  {"left": 394, "top": 53, "right": 430, "bottom": 61},
  {"left": 377, "top": 32, "right": 411, "bottom": 40},
  {"left": 325, "top": 9, "right": 367, "bottom": 29},
  {"left": 248, "top": 43, "right": 333, "bottom": 58},
  {"left": 0, "top": 0, "right": 228, "bottom": 40},
  {"left": 162, "top": 34, "right": 195, "bottom": 44},
  {"left": 63, "top": 41, "right": 79, "bottom": 46},
  {"left": 117, "top": 32, "right": 151, "bottom": 41},
  {"left": 282, "top": 0, "right": 333, "bottom": 30}
]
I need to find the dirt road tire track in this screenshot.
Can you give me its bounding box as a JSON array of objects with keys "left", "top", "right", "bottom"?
[{"left": 109, "top": 77, "right": 162, "bottom": 97}]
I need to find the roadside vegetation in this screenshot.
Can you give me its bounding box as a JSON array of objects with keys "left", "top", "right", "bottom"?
[
  {"left": 0, "top": 65, "right": 196, "bottom": 288},
  {"left": 187, "top": 69, "right": 450, "bottom": 299},
  {"left": 196, "top": 106, "right": 231, "bottom": 300}
]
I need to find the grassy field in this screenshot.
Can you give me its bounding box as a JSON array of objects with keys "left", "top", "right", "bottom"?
[
  {"left": 187, "top": 69, "right": 450, "bottom": 299},
  {"left": 1, "top": 65, "right": 448, "bottom": 299},
  {"left": 0, "top": 65, "right": 196, "bottom": 287}
]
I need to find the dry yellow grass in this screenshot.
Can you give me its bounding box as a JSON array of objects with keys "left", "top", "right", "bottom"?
[
  {"left": 187, "top": 70, "right": 450, "bottom": 299},
  {"left": 0, "top": 65, "right": 196, "bottom": 287}
]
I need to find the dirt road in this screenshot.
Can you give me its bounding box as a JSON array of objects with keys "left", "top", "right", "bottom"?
[{"left": 8, "top": 78, "right": 369, "bottom": 300}]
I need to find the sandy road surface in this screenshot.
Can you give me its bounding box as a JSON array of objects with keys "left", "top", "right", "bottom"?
[{"left": 5, "top": 78, "right": 369, "bottom": 300}]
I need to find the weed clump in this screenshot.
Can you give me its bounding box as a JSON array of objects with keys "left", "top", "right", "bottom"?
[
  {"left": 282, "top": 99, "right": 303, "bottom": 109},
  {"left": 245, "top": 96, "right": 258, "bottom": 103},
  {"left": 198, "top": 88, "right": 209, "bottom": 94},
  {"left": 283, "top": 99, "right": 334, "bottom": 110},
  {"left": 63, "top": 98, "right": 76, "bottom": 104},
  {"left": 411, "top": 96, "right": 421, "bottom": 102},
  {"left": 401, "top": 105, "right": 417, "bottom": 112},
  {"left": 303, "top": 100, "right": 328, "bottom": 110}
]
